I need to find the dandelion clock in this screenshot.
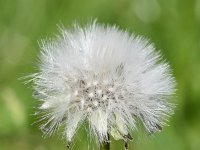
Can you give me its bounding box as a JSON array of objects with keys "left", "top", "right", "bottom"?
[{"left": 28, "top": 21, "right": 176, "bottom": 150}]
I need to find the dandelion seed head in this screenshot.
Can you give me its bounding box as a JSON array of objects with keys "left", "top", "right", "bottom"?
[{"left": 30, "top": 21, "right": 176, "bottom": 145}]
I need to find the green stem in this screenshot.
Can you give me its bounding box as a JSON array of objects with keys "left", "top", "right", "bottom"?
[
  {"left": 124, "top": 141, "right": 128, "bottom": 150},
  {"left": 100, "top": 142, "right": 110, "bottom": 150},
  {"left": 124, "top": 133, "right": 132, "bottom": 150},
  {"left": 100, "top": 135, "right": 110, "bottom": 150}
]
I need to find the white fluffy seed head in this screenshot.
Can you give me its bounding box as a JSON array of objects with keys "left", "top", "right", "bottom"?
[{"left": 30, "top": 21, "right": 176, "bottom": 145}]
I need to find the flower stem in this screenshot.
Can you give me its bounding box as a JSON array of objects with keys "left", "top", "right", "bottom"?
[
  {"left": 100, "top": 142, "right": 110, "bottom": 150},
  {"left": 124, "top": 141, "right": 128, "bottom": 150},
  {"left": 100, "top": 135, "right": 110, "bottom": 150}
]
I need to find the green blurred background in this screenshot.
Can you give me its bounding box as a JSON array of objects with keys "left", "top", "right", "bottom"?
[{"left": 0, "top": 0, "right": 200, "bottom": 149}]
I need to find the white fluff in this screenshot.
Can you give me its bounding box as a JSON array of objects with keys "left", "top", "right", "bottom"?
[{"left": 30, "top": 22, "right": 175, "bottom": 145}]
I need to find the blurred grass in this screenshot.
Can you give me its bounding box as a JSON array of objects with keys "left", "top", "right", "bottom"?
[{"left": 0, "top": 0, "right": 200, "bottom": 149}]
